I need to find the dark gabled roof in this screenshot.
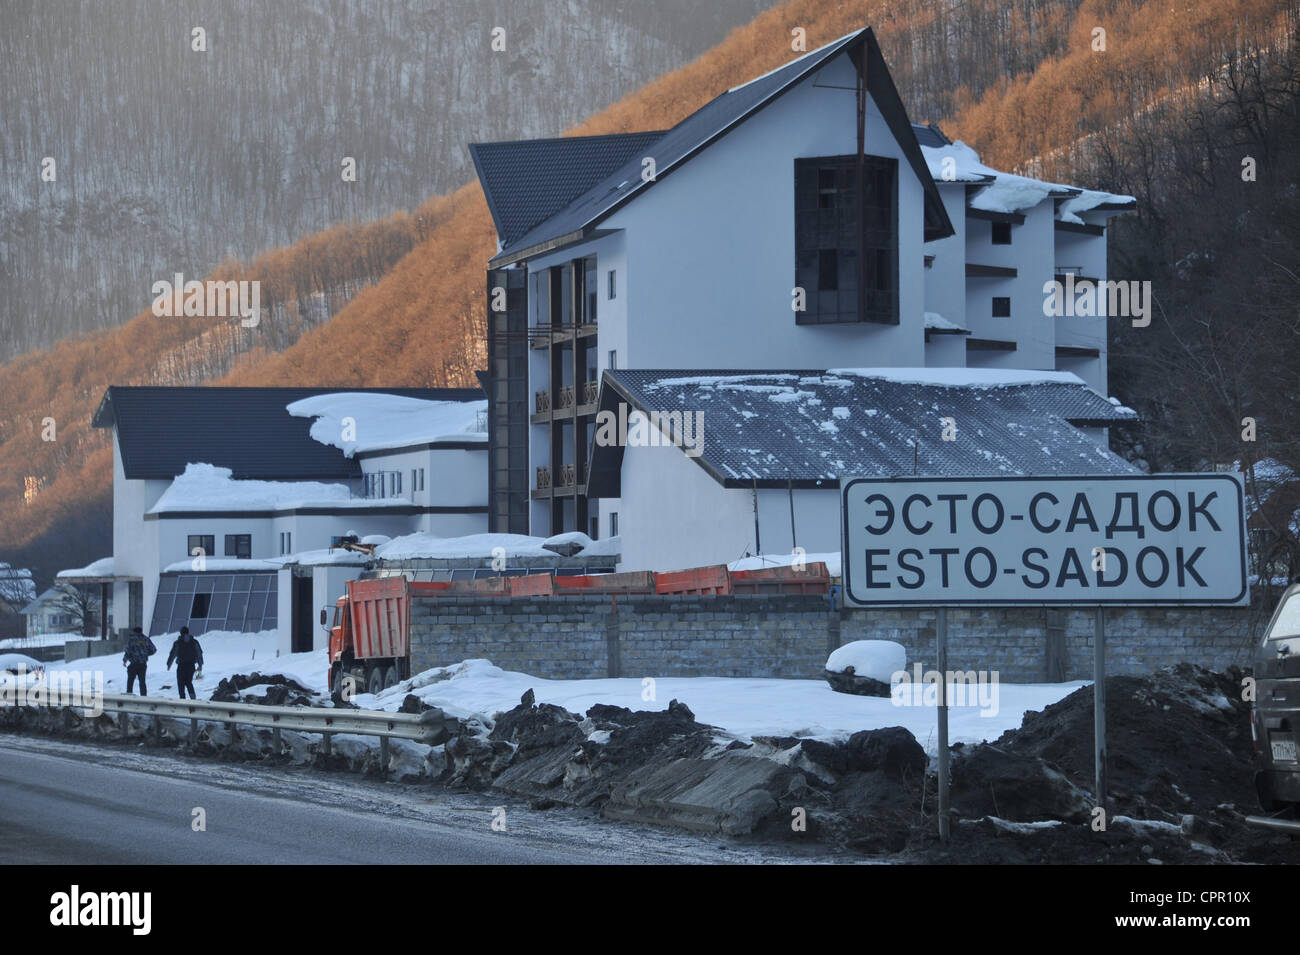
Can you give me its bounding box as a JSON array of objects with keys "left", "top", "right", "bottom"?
[
  {"left": 94, "top": 386, "right": 483, "bottom": 481},
  {"left": 487, "top": 27, "right": 955, "bottom": 266},
  {"left": 911, "top": 123, "right": 950, "bottom": 148},
  {"left": 588, "top": 369, "right": 1138, "bottom": 494},
  {"left": 470, "top": 131, "right": 668, "bottom": 248}
]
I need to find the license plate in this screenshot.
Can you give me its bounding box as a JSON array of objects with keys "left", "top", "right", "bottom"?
[{"left": 1272, "top": 738, "right": 1298, "bottom": 763}]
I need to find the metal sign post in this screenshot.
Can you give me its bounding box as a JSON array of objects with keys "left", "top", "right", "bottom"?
[
  {"left": 1093, "top": 606, "right": 1107, "bottom": 816},
  {"left": 839, "top": 472, "right": 1250, "bottom": 844},
  {"left": 936, "top": 607, "right": 950, "bottom": 842}
]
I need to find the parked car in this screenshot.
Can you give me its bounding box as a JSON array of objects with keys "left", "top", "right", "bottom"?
[{"left": 1250, "top": 582, "right": 1300, "bottom": 833}]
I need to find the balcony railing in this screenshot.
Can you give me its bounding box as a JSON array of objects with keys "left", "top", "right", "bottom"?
[
  {"left": 582, "top": 380, "right": 600, "bottom": 406},
  {"left": 535, "top": 390, "right": 551, "bottom": 413},
  {"left": 557, "top": 385, "right": 575, "bottom": 410},
  {"left": 558, "top": 463, "right": 577, "bottom": 487},
  {"left": 536, "top": 466, "right": 551, "bottom": 490}
]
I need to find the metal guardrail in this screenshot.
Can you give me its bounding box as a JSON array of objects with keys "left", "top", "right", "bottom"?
[
  {"left": 1245, "top": 814, "right": 1300, "bottom": 835},
  {"left": 83, "top": 693, "right": 444, "bottom": 771}
]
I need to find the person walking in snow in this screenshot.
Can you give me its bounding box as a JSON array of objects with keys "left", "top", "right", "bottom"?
[
  {"left": 167, "top": 626, "right": 204, "bottom": 700},
  {"left": 122, "top": 626, "right": 157, "bottom": 696}
]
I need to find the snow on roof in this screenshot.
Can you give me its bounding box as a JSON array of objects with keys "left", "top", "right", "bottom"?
[
  {"left": 924, "top": 312, "right": 967, "bottom": 332},
  {"left": 375, "top": 531, "right": 621, "bottom": 562},
  {"left": 162, "top": 558, "right": 282, "bottom": 573},
  {"left": 597, "top": 368, "right": 1137, "bottom": 487},
  {"left": 287, "top": 392, "right": 487, "bottom": 457},
  {"left": 376, "top": 533, "right": 557, "bottom": 561},
  {"left": 57, "top": 557, "right": 115, "bottom": 579},
  {"left": 273, "top": 548, "right": 370, "bottom": 567},
  {"left": 149, "top": 463, "right": 405, "bottom": 513},
  {"left": 825, "top": 367, "right": 1085, "bottom": 387},
  {"left": 922, "top": 141, "right": 1133, "bottom": 217}
]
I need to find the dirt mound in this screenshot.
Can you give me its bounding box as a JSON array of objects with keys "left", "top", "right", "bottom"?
[
  {"left": 210, "top": 673, "right": 319, "bottom": 706},
  {"left": 993, "top": 663, "right": 1253, "bottom": 817},
  {"left": 768, "top": 665, "right": 1299, "bottom": 863}
]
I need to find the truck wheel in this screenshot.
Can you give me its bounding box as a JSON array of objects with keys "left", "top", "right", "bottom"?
[
  {"left": 382, "top": 665, "right": 400, "bottom": 691},
  {"left": 335, "top": 671, "right": 359, "bottom": 702},
  {"left": 366, "top": 666, "right": 384, "bottom": 696}
]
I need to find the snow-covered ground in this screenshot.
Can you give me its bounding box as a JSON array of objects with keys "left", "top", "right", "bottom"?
[
  {"left": 29, "top": 633, "right": 1082, "bottom": 753},
  {"left": 0, "top": 632, "right": 81, "bottom": 650},
  {"left": 38, "top": 630, "right": 327, "bottom": 700},
  {"left": 355, "top": 659, "right": 1083, "bottom": 753}
]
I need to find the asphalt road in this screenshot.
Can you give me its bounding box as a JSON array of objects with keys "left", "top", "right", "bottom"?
[{"left": 0, "top": 735, "right": 810, "bottom": 865}]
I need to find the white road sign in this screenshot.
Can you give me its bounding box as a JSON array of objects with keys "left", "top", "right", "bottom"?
[{"left": 841, "top": 474, "right": 1248, "bottom": 607}]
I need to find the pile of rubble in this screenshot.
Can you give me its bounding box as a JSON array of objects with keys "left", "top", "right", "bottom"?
[{"left": 209, "top": 673, "right": 319, "bottom": 707}]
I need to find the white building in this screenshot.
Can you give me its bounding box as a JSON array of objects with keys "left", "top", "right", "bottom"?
[
  {"left": 472, "top": 26, "right": 1137, "bottom": 567},
  {"left": 19, "top": 586, "right": 78, "bottom": 637},
  {"left": 92, "top": 386, "right": 488, "bottom": 651}
]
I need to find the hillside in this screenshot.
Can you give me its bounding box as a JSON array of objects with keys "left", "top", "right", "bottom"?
[
  {"left": 2, "top": 0, "right": 1298, "bottom": 591},
  {"left": 0, "top": 0, "right": 776, "bottom": 359}
]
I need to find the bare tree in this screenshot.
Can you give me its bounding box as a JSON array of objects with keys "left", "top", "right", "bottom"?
[{"left": 54, "top": 583, "right": 100, "bottom": 638}]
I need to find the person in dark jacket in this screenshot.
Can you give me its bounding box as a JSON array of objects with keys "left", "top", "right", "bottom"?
[
  {"left": 122, "top": 627, "right": 157, "bottom": 696},
  {"left": 166, "top": 627, "right": 204, "bottom": 700}
]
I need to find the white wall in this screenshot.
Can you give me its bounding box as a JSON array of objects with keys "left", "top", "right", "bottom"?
[
  {"left": 607, "top": 51, "right": 927, "bottom": 371},
  {"left": 964, "top": 202, "right": 1057, "bottom": 371},
  {"left": 616, "top": 441, "right": 842, "bottom": 571},
  {"left": 1052, "top": 223, "right": 1109, "bottom": 391}
]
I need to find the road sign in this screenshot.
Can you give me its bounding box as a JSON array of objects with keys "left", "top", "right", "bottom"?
[{"left": 841, "top": 473, "right": 1248, "bottom": 607}]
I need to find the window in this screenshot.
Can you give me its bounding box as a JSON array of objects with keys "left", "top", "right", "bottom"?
[
  {"left": 795, "top": 155, "right": 899, "bottom": 325},
  {"left": 992, "top": 296, "right": 1012, "bottom": 318},
  {"left": 364, "top": 471, "right": 403, "bottom": 499},
  {"left": 607, "top": 269, "right": 616, "bottom": 299},
  {"left": 279, "top": 532, "right": 292, "bottom": 555},
  {"left": 150, "top": 572, "right": 277, "bottom": 636},
  {"left": 817, "top": 249, "right": 839, "bottom": 290},
  {"left": 187, "top": 535, "right": 214, "bottom": 558},
  {"left": 609, "top": 512, "right": 619, "bottom": 538},
  {"left": 608, "top": 350, "right": 617, "bottom": 370},
  {"left": 582, "top": 255, "right": 597, "bottom": 324},
  {"left": 991, "top": 221, "right": 1012, "bottom": 245},
  {"left": 225, "top": 534, "right": 252, "bottom": 559}
]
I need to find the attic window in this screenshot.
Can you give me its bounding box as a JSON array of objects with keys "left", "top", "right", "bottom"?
[
  {"left": 992, "top": 221, "right": 1012, "bottom": 245},
  {"left": 795, "top": 155, "right": 898, "bottom": 325}
]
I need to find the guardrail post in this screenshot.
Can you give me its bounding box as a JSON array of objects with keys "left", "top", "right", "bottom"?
[
  {"left": 273, "top": 725, "right": 282, "bottom": 754},
  {"left": 152, "top": 712, "right": 162, "bottom": 744},
  {"left": 228, "top": 721, "right": 237, "bottom": 749},
  {"left": 379, "top": 735, "right": 389, "bottom": 777},
  {"left": 322, "top": 732, "right": 332, "bottom": 757},
  {"left": 189, "top": 718, "right": 198, "bottom": 747}
]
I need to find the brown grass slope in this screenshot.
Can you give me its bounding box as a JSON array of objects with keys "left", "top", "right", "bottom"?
[{"left": 2, "top": 0, "right": 1294, "bottom": 580}]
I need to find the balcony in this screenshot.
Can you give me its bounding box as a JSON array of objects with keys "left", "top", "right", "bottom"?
[
  {"left": 532, "top": 382, "right": 601, "bottom": 422},
  {"left": 533, "top": 463, "right": 583, "bottom": 498},
  {"left": 528, "top": 320, "right": 600, "bottom": 349}
]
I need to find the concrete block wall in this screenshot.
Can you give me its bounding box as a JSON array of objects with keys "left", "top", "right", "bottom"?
[{"left": 407, "top": 593, "right": 1275, "bottom": 683}]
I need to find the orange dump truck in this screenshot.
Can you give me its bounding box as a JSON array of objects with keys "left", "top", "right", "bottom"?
[{"left": 328, "top": 562, "right": 830, "bottom": 695}]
